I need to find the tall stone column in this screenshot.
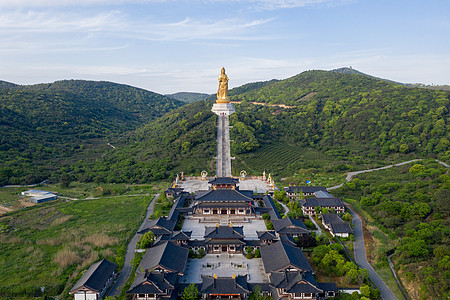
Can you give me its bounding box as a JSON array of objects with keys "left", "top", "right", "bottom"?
[{"left": 212, "top": 67, "right": 235, "bottom": 177}]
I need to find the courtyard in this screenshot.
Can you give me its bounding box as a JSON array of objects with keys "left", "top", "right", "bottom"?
[
  {"left": 179, "top": 178, "right": 271, "bottom": 194},
  {"left": 180, "top": 253, "right": 269, "bottom": 284}
]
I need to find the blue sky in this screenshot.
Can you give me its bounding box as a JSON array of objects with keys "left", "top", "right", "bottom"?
[{"left": 1, "top": 0, "right": 449, "bottom": 94}]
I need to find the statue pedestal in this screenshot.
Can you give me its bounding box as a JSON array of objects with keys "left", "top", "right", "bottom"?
[
  {"left": 212, "top": 103, "right": 235, "bottom": 116},
  {"left": 212, "top": 102, "right": 234, "bottom": 177}
]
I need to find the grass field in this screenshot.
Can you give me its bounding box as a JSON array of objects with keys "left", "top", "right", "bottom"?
[{"left": 0, "top": 185, "right": 156, "bottom": 299}]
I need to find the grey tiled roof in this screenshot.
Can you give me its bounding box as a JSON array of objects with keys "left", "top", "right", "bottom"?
[
  {"left": 262, "top": 194, "right": 281, "bottom": 220},
  {"left": 138, "top": 217, "right": 176, "bottom": 235},
  {"left": 322, "top": 214, "right": 353, "bottom": 234},
  {"left": 257, "top": 231, "right": 277, "bottom": 240},
  {"left": 197, "top": 202, "right": 251, "bottom": 208},
  {"left": 204, "top": 226, "right": 245, "bottom": 239},
  {"left": 245, "top": 240, "right": 261, "bottom": 247},
  {"left": 200, "top": 275, "right": 250, "bottom": 294},
  {"left": 171, "top": 231, "right": 192, "bottom": 240},
  {"left": 270, "top": 270, "right": 337, "bottom": 294},
  {"left": 139, "top": 241, "right": 188, "bottom": 275},
  {"left": 70, "top": 259, "right": 116, "bottom": 293},
  {"left": 284, "top": 186, "right": 327, "bottom": 194},
  {"left": 208, "top": 177, "right": 239, "bottom": 185},
  {"left": 260, "top": 241, "right": 312, "bottom": 273},
  {"left": 127, "top": 271, "right": 178, "bottom": 295},
  {"left": 302, "top": 197, "right": 344, "bottom": 207},
  {"left": 314, "top": 190, "right": 334, "bottom": 198},
  {"left": 272, "top": 217, "right": 310, "bottom": 235},
  {"left": 196, "top": 189, "right": 253, "bottom": 202}
]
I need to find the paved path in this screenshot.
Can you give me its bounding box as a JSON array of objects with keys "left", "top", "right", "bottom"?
[
  {"left": 279, "top": 201, "right": 289, "bottom": 214},
  {"left": 107, "top": 194, "right": 158, "bottom": 296},
  {"left": 307, "top": 215, "right": 323, "bottom": 236},
  {"left": 328, "top": 159, "right": 448, "bottom": 190},
  {"left": 349, "top": 206, "right": 397, "bottom": 299}
]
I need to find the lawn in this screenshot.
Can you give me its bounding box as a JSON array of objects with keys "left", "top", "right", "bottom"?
[{"left": 0, "top": 193, "right": 152, "bottom": 299}]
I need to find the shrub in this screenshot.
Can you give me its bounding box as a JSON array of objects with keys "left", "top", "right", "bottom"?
[
  {"left": 137, "top": 231, "right": 154, "bottom": 249},
  {"left": 254, "top": 248, "right": 261, "bottom": 258},
  {"left": 197, "top": 248, "right": 206, "bottom": 258},
  {"left": 188, "top": 249, "right": 196, "bottom": 258}
]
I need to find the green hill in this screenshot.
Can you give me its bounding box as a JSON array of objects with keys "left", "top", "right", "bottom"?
[
  {"left": 0, "top": 80, "right": 184, "bottom": 185},
  {"left": 70, "top": 70, "right": 449, "bottom": 183},
  {"left": 166, "top": 92, "right": 210, "bottom": 103}
]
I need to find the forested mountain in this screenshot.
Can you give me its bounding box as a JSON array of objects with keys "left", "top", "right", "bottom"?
[
  {"left": 1, "top": 71, "right": 448, "bottom": 185},
  {"left": 69, "top": 70, "right": 449, "bottom": 183},
  {"left": 0, "top": 80, "right": 18, "bottom": 88},
  {"left": 0, "top": 80, "right": 184, "bottom": 185},
  {"left": 166, "top": 92, "right": 209, "bottom": 103}
]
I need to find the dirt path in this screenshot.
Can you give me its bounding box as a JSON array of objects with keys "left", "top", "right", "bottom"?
[{"left": 230, "top": 101, "right": 294, "bottom": 108}]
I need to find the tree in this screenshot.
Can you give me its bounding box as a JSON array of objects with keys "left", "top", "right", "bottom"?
[
  {"left": 254, "top": 248, "right": 261, "bottom": 258},
  {"left": 360, "top": 285, "right": 371, "bottom": 298},
  {"left": 60, "top": 173, "right": 72, "bottom": 188},
  {"left": 137, "top": 231, "right": 154, "bottom": 249},
  {"left": 246, "top": 246, "right": 254, "bottom": 259},
  {"left": 181, "top": 283, "right": 199, "bottom": 300},
  {"left": 342, "top": 213, "right": 352, "bottom": 222},
  {"left": 197, "top": 248, "right": 206, "bottom": 258},
  {"left": 249, "top": 285, "right": 271, "bottom": 300},
  {"left": 409, "top": 164, "right": 425, "bottom": 174}
]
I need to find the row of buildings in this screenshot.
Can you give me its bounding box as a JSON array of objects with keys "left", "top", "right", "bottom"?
[
  {"left": 69, "top": 179, "right": 354, "bottom": 300},
  {"left": 126, "top": 178, "right": 340, "bottom": 300}
]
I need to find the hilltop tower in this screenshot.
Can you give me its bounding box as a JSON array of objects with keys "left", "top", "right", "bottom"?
[{"left": 212, "top": 67, "right": 235, "bottom": 177}]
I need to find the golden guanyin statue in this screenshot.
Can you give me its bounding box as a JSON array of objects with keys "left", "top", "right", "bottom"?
[{"left": 216, "top": 67, "right": 230, "bottom": 103}]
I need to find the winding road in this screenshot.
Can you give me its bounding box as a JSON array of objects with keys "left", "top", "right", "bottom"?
[
  {"left": 326, "top": 158, "right": 449, "bottom": 299},
  {"left": 349, "top": 207, "right": 397, "bottom": 299},
  {"left": 107, "top": 193, "right": 158, "bottom": 296}
]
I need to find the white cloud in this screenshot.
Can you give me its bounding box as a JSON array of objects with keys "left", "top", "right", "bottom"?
[
  {"left": 137, "top": 17, "right": 274, "bottom": 41},
  {"left": 0, "top": 10, "right": 125, "bottom": 33},
  {"left": 0, "top": 0, "right": 351, "bottom": 9},
  {"left": 0, "top": 0, "right": 167, "bottom": 8},
  {"left": 0, "top": 9, "right": 275, "bottom": 48}
]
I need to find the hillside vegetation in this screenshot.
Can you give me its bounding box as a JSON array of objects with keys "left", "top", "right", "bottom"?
[
  {"left": 334, "top": 160, "right": 449, "bottom": 299},
  {"left": 166, "top": 92, "right": 209, "bottom": 103},
  {"left": 68, "top": 70, "right": 449, "bottom": 183},
  {"left": 0, "top": 80, "right": 184, "bottom": 185}
]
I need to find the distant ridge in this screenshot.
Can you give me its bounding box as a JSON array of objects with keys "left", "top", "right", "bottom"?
[
  {"left": 331, "top": 67, "right": 368, "bottom": 76},
  {"left": 332, "top": 67, "right": 450, "bottom": 90},
  {"left": 166, "top": 92, "right": 209, "bottom": 103},
  {"left": 0, "top": 80, "right": 18, "bottom": 89},
  {"left": 331, "top": 67, "right": 402, "bottom": 85}
]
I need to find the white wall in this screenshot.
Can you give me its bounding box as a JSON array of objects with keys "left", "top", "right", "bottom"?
[{"left": 74, "top": 291, "right": 98, "bottom": 300}]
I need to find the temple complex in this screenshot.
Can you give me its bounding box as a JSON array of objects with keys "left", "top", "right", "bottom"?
[{"left": 124, "top": 68, "right": 339, "bottom": 300}]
